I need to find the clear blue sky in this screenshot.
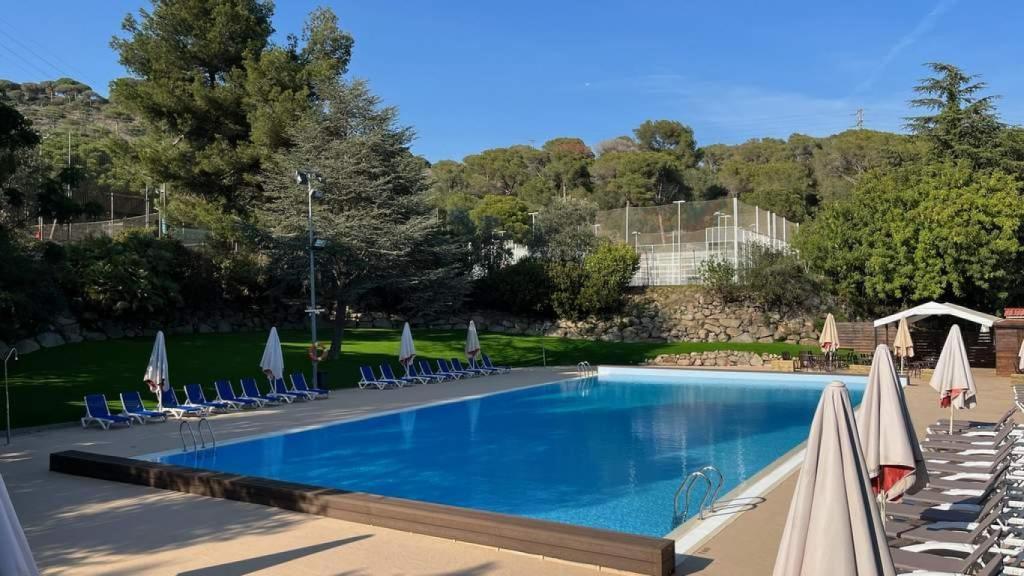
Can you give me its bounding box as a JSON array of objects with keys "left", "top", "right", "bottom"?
[{"left": 1, "top": 0, "right": 1021, "bottom": 161}]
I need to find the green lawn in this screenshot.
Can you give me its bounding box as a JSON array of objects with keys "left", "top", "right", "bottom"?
[{"left": 2, "top": 328, "right": 811, "bottom": 429}]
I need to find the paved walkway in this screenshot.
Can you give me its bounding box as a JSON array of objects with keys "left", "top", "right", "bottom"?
[{"left": 3, "top": 367, "right": 611, "bottom": 576}]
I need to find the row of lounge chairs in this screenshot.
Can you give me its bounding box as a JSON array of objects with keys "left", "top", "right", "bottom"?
[
  {"left": 358, "top": 355, "right": 510, "bottom": 390},
  {"left": 81, "top": 372, "right": 328, "bottom": 430},
  {"left": 883, "top": 406, "right": 1023, "bottom": 574}
]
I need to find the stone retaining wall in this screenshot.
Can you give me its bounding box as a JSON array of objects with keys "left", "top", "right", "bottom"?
[{"left": 645, "top": 351, "right": 785, "bottom": 368}]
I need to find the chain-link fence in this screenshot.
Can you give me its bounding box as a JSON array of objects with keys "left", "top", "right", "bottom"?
[
  {"left": 594, "top": 198, "right": 798, "bottom": 286},
  {"left": 30, "top": 213, "right": 210, "bottom": 247}
]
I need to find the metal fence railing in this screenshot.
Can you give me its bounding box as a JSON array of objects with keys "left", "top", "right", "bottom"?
[
  {"left": 594, "top": 198, "right": 798, "bottom": 286},
  {"left": 29, "top": 213, "right": 210, "bottom": 247}
]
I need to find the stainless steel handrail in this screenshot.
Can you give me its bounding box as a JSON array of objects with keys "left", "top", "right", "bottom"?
[
  {"left": 197, "top": 417, "right": 216, "bottom": 449},
  {"left": 179, "top": 420, "right": 197, "bottom": 452}
]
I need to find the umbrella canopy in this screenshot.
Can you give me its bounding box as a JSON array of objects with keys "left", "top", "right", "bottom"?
[
  {"left": 465, "top": 321, "right": 482, "bottom": 362},
  {"left": 773, "top": 381, "right": 895, "bottom": 576},
  {"left": 929, "top": 325, "right": 977, "bottom": 410},
  {"left": 819, "top": 313, "right": 840, "bottom": 353},
  {"left": 893, "top": 318, "right": 914, "bottom": 359},
  {"left": 856, "top": 345, "right": 928, "bottom": 502},
  {"left": 399, "top": 322, "right": 416, "bottom": 368},
  {"left": 143, "top": 331, "right": 170, "bottom": 409},
  {"left": 0, "top": 473, "right": 39, "bottom": 576},
  {"left": 260, "top": 327, "right": 285, "bottom": 380}
]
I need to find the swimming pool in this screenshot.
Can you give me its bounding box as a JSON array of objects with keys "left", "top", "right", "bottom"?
[{"left": 147, "top": 368, "right": 865, "bottom": 537}]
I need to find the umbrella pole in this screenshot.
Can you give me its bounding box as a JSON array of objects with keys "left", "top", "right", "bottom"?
[{"left": 949, "top": 403, "right": 954, "bottom": 436}]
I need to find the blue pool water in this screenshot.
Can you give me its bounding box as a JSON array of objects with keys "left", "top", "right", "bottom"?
[{"left": 149, "top": 369, "right": 865, "bottom": 537}]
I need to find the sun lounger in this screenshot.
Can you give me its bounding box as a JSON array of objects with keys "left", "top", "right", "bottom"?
[
  {"left": 451, "top": 358, "right": 488, "bottom": 376},
  {"left": 438, "top": 359, "right": 473, "bottom": 378},
  {"left": 928, "top": 408, "right": 1017, "bottom": 436},
  {"left": 408, "top": 363, "right": 445, "bottom": 383},
  {"left": 358, "top": 365, "right": 400, "bottom": 390},
  {"left": 214, "top": 380, "right": 261, "bottom": 408},
  {"left": 923, "top": 423, "right": 1019, "bottom": 449},
  {"left": 290, "top": 372, "right": 328, "bottom": 399},
  {"left": 119, "top": 391, "right": 167, "bottom": 424},
  {"left": 160, "top": 387, "right": 209, "bottom": 418},
  {"left": 272, "top": 377, "right": 311, "bottom": 400},
  {"left": 885, "top": 487, "right": 1007, "bottom": 523},
  {"left": 420, "top": 360, "right": 457, "bottom": 380},
  {"left": 185, "top": 383, "right": 235, "bottom": 412},
  {"left": 482, "top": 354, "right": 511, "bottom": 373},
  {"left": 81, "top": 394, "right": 133, "bottom": 430},
  {"left": 467, "top": 357, "right": 500, "bottom": 374},
  {"left": 381, "top": 363, "right": 422, "bottom": 386},
  {"left": 241, "top": 377, "right": 287, "bottom": 404},
  {"left": 889, "top": 531, "right": 1002, "bottom": 575},
  {"left": 892, "top": 507, "right": 1003, "bottom": 545}
]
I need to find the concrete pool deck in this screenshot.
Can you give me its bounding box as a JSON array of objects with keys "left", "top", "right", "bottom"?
[{"left": 1, "top": 365, "right": 1015, "bottom": 575}]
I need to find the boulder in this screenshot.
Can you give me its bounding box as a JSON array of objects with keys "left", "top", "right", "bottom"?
[
  {"left": 15, "top": 339, "right": 40, "bottom": 355},
  {"left": 749, "top": 354, "right": 764, "bottom": 366},
  {"left": 719, "top": 318, "right": 742, "bottom": 328},
  {"left": 66, "top": 334, "right": 84, "bottom": 344},
  {"left": 197, "top": 323, "right": 215, "bottom": 334},
  {"left": 37, "top": 331, "right": 66, "bottom": 348},
  {"left": 730, "top": 332, "right": 755, "bottom": 343},
  {"left": 82, "top": 330, "right": 107, "bottom": 341},
  {"left": 105, "top": 325, "right": 125, "bottom": 339},
  {"left": 799, "top": 338, "right": 818, "bottom": 346},
  {"left": 55, "top": 315, "right": 77, "bottom": 327}
]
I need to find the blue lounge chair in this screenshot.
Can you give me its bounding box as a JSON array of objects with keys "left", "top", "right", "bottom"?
[
  {"left": 120, "top": 391, "right": 168, "bottom": 424},
  {"left": 160, "top": 387, "right": 208, "bottom": 418},
  {"left": 185, "top": 383, "right": 234, "bottom": 412},
  {"left": 358, "top": 365, "right": 400, "bottom": 390},
  {"left": 419, "top": 360, "right": 456, "bottom": 381},
  {"left": 437, "top": 359, "right": 471, "bottom": 379},
  {"left": 290, "top": 372, "right": 328, "bottom": 399},
  {"left": 448, "top": 358, "right": 485, "bottom": 377},
  {"left": 215, "top": 379, "right": 261, "bottom": 408},
  {"left": 81, "top": 394, "right": 133, "bottom": 430},
  {"left": 381, "top": 363, "right": 423, "bottom": 386},
  {"left": 482, "top": 354, "right": 511, "bottom": 373},
  {"left": 272, "top": 377, "right": 309, "bottom": 401},
  {"left": 240, "top": 377, "right": 285, "bottom": 405},
  {"left": 409, "top": 363, "right": 445, "bottom": 383},
  {"left": 467, "top": 356, "right": 500, "bottom": 374}
]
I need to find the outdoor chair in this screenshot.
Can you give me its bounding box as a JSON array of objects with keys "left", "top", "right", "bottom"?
[
  {"left": 81, "top": 394, "right": 133, "bottom": 430},
  {"left": 381, "top": 362, "right": 423, "bottom": 385},
  {"left": 358, "top": 365, "right": 400, "bottom": 390},
  {"left": 159, "top": 387, "right": 208, "bottom": 418},
  {"left": 482, "top": 354, "right": 511, "bottom": 373},
  {"left": 214, "top": 379, "right": 261, "bottom": 408},
  {"left": 184, "top": 383, "right": 235, "bottom": 412},
  {"left": 240, "top": 377, "right": 285, "bottom": 404},
  {"left": 289, "top": 371, "right": 328, "bottom": 399},
  {"left": 119, "top": 390, "right": 167, "bottom": 424},
  {"left": 420, "top": 359, "right": 458, "bottom": 380},
  {"left": 272, "top": 377, "right": 311, "bottom": 400}
]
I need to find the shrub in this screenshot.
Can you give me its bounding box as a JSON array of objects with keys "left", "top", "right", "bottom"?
[
  {"left": 578, "top": 242, "right": 640, "bottom": 315},
  {"left": 471, "top": 258, "right": 552, "bottom": 316},
  {"left": 547, "top": 261, "right": 587, "bottom": 319},
  {"left": 0, "top": 229, "right": 62, "bottom": 340},
  {"left": 697, "top": 257, "right": 743, "bottom": 302},
  {"left": 742, "top": 245, "right": 820, "bottom": 315}
]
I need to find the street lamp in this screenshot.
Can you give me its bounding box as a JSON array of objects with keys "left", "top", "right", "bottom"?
[
  {"left": 296, "top": 170, "right": 324, "bottom": 388},
  {"left": 673, "top": 200, "right": 687, "bottom": 285},
  {"left": 3, "top": 348, "right": 16, "bottom": 445},
  {"left": 632, "top": 230, "right": 640, "bottom": 249},
  {"left": 528, "top": 211, "right": 539, "bottom": 235}
]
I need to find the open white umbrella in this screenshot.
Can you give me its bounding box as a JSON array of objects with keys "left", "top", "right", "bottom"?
[
  {"left": 892, "top": 317, "right": 914, "bottom": 375},
  {"left": 260, "top": 327, "right": 285, "bottom": 382},
  {"left": 773, "top": 381, "right": 895, "bottom": 576},
  {"left": 465, "top": 321, "right": 482, "bottom": 365},
  {"left": 929, "top": 325, "right": 978, "bottom": 435},
  {"left": 0, "top": 473, "right": 38, "bottom": 576},
  {"left": 399, "top": 322, "right": 416, "bottom": 373},
  {"left": 143, "top": 331, "right": 170, "bottom": 409},
  {"left": 857, "top": 345, "right": 928, "bottom": 503}
]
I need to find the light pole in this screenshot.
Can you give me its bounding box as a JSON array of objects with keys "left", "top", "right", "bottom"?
[
  {"left": 673, "top": 200, "right": 686, "bottom": 284},
  {"left": 3, "top": 348, "right": 16, "bottom": 445},
  {"left": 296, "top": 170, "right": 324, "bottom": 387},
  {"left": 528, "top": 211, "right": 539, "bottom": 235}
]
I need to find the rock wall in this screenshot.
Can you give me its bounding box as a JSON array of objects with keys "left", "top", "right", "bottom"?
[{"left": 646, "top": 351, "right": 785, "bottom": 368}]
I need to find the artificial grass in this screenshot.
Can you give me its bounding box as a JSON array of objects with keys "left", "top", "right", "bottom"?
[{"left": 1, "top": 328, "right": 812, "bottom": 429}]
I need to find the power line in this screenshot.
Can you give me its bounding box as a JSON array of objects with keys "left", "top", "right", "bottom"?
[
  {"left": 0, "top": 38, "right": 54, "bottom": 80},
  {"left": 0, "top": 22, "right": 86, "bottom": 80}
]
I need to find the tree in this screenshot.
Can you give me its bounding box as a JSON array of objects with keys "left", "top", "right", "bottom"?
[
  {"left": 795, "top": 161, "right": 1024, "bottom": 314},
  {"left": 591, "top": 150, "right": 690, "bottom": 208},
  {"left": 906, "top": 63, "right": 1003, "bottom": 167},
  {"left": 469, "top": 195, "right": 531, "bottom": 243},
  {"left": 541, "top": 137, "right": 593, "bottom": 199},
  {"left": 260, "top": 79, "right": 467, "bottom": 357},
  {"left": 463, "top": 145, "right": 547, "bottom": 197},
  {"left": 0, "top": 99, "right": 40, "bottom": 227},
  {"left": 528, "top": 197, "right": 597, "bottom": 262},
  {"left": 111, "top": 1, "right": 353, "bottom": 210},
  {"left": 633, "top": 120, "right": 699, "bottom": 166}
]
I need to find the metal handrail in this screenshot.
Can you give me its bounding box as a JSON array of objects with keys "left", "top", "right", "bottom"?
[
  {"left": 576, "top": 361, "right": 596, "bottom": 376},
  {"left": 674, "top": 471, "right": 713, "bottom": 521},
  {"left": 179, "top": 420, "right": 197, "bottom": 452},
  {"left": 699, "top": 465, "right": 724, "bottom": 514},
  {"left": 197, "top": 417, "right": 216, "bottom": 449}
]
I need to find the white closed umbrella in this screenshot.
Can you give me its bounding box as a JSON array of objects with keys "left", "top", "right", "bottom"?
[
  {"left": 929, "top": 325, "right": 978, "bottom": 434},
  {"left": 819, "top": 313, "right": 840, "bottom": 371},
  {"left": 465, "top": 321, "right": 482, "bottom": 365},
  {"left": 773, "top": 382, "right": 895, "bottom": 576},
  {"left": 892, "top": 318, "right": 914, "bottom": 374},
  {"left": 1017, "top": 338, "right": 1024, "bottom": 372},
  {"left": 260, "top": 327, "right": 285, "bottom": 382},
  {"left": 399, "top": 322, "right": 416, "bottom": 374},
  {"left": 0, "top": 473, "right": 39, "bottom": 576},
  {"left": 857, "top": 345, "right": 927, "bottom": 503},
  {"left": 143, "top": 331, "right": 170, "bottom": 409}
]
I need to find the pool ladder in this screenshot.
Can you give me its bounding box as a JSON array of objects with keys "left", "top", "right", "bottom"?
[
  {"left": 674, "top": 465, "right": 724, "bottom": 522},
  {"left": 179, "top": 418, "right": 216, "bottom": 452},
  {"left": 576, "top": 361, "right": 596, "bottom": 377}
]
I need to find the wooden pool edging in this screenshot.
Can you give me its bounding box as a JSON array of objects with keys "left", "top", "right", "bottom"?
[{"left": 50, "top": 450, "right": 675, "bottom": 576}]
